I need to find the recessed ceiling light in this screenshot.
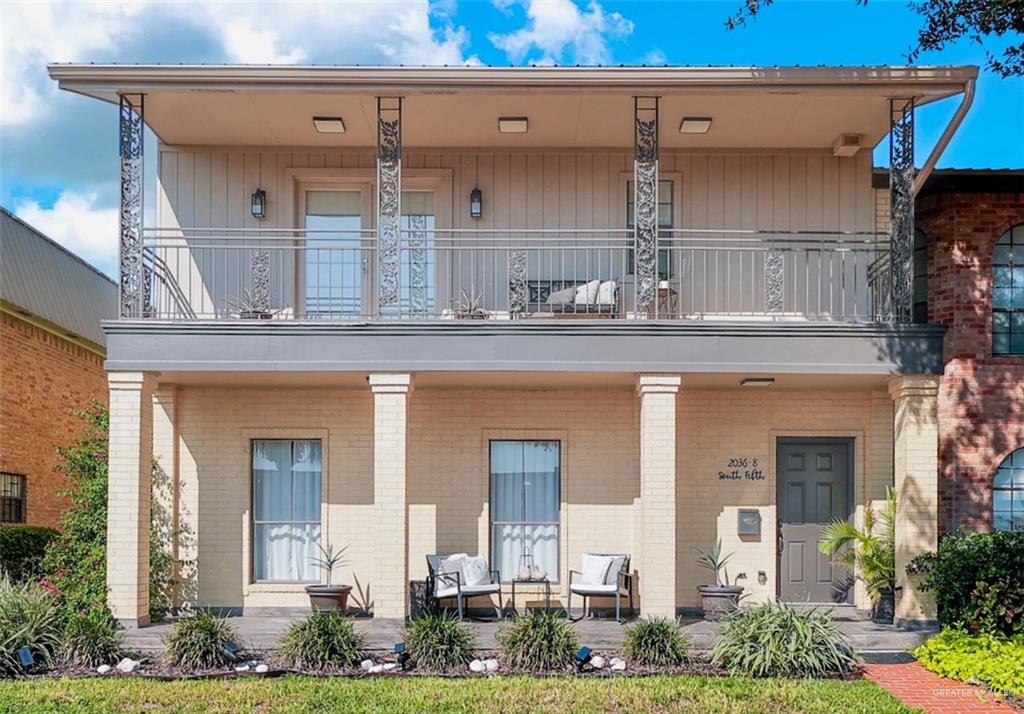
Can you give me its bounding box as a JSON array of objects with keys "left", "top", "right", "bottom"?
[
  {"left": 498, "top": 117, "right": 529, "bottom": 134},
  {"left": 679, "top": 116, "right": 712, "bottom": 134},
  {"left": 313, "top": 116, "right": 345, "bottom": 134},
  {"left": 741, "top": 377, "right": 775, "bottom": 387}
]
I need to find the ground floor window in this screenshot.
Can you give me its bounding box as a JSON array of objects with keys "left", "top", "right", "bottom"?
[
  {"left": 251, "top": 439, "right": 322, "bottom": 582},
  {"left": 994, "top": 448, "right": 1024, "bottom": 533},
  {"left": 489, "top": 440, "right": 560, "bottom": 582},
  {"left": 0, "top": 472, "right": 25, "bottom": 523}
]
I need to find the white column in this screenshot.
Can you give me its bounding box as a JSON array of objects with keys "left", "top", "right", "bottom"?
[
  {"left": 889, "top": 374, "right": 940, "bottom": 626},
  {"left": 370, "top": 373, "right": 412, "bottom": 618},
  {"left": 107, "top": 371, "right": 158, "bottom": 626},
  {"left": 637, "top": 374, "right": 681, "bottom": 617}
]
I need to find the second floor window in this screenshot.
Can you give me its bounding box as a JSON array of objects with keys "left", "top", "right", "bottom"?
[
  {"left": 1, "top": 472, "right": 25, "bottom": 524},
  {"left": 993, "top": 224, "right": 1024, "bottom": 355},
  {"left": 626, "top": 179, "right": 674, "bottom": 278}
]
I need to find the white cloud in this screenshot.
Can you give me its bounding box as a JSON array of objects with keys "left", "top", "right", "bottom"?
[
  {"left": 489, "top": 0, "right": 634, "bottom": 65},
  {"left": 219, "top": 21, "right": 308, "bottom": 64},
  {"left": 644, "top": 48, "right": 667, "bottom": 65},
  {"left": 14, "top": 191, "right": 118, "bottom": 275}
]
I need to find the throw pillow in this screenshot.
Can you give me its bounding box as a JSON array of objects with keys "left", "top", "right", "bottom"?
[
  {"left": 574, "top": 279, "right": 601, "bottom": 305},
  {"left": 580, "top": 553, "right": 615, "bottom": 586},
  {"left": 596, "top": 280, "right": 617, "bottom": 306},
  {"left": 546, "top": 286, "right": 576, "bottom": 305},
  {"left": 461, "top": 555, "right": 490, "bottom": 586}
]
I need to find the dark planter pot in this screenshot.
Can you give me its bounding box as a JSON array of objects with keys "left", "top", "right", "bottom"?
[
  {"left": 238, "top": 310, "right": 272, "bottom": 320},
  {"left": 305, "top": 584, "right": 352, "bottom": 612},
  {"left": 698, "top": 584, "right": 743, "bottom": 621},
  {"left": 871, "top": 587, "right": 896, "bottom": 625}
]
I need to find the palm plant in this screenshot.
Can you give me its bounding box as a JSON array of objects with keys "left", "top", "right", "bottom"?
[
  {"left": 696, "top": 539, "right": 734, "bottom": 586},
  {"left": 310, "top": 543, "right": 350, "bottom": 587},
  {"left": 818, "top": 486, "right": 896, "bottom": 603}
]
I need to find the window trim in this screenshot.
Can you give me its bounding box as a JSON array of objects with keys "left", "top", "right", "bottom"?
[
  {"left": 488, "top": 438, "right": 562, "bottom": 584},
  {"left": 0, "top": 472, "right": 26, "bottom": 524},
  {"left": 249, "top": 437, "right": 324, "bottom": 585},
  {"left": 993, "top": 448, "right": 1024, "bottom": 533}
]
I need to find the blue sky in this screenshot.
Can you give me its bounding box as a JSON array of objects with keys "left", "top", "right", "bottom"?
[{"left": 1, "top": 0, "right": 1021, "bottom": 276}]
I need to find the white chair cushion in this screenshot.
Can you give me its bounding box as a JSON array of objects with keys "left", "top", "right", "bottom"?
[
  {"left": 596, "top": 280, "right": 617, "bottom": 306},
  {"left": 461, "top": 555, "right": 490, "bottom": 586},
  {"left": 604, "top": 555, "right": 627, "bottom": 586},
  {"left": 546, "top": 286, "right": 576, "bottom": 305},
  {"left": 570, "top": 582, "right": 617, "bottom": 595},
  {"left": 435, "top": 582, "right": 501, "bottom": 599},
  {"left": 574, "top": 280, "right": 601, "bottom": 305},
  {"left": 434, "top": 553, "right": 467, "bottom": 596},
  {"left": 580, "top": 553, "right": 615, "bottom": 586}
]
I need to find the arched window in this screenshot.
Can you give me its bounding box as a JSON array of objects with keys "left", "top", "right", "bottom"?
[
  {"left": 993, "top": 224, "right": 1024, "bottom": 355},
  {"left": 993, "top": 449, "right": 1024, "bottom": 532}
]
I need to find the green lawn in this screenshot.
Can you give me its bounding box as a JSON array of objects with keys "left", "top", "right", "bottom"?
[{"left": 0, "top": 675, "right": 916, "bottom": 714}]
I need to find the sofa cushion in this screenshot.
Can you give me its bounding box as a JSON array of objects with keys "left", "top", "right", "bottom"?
[
  {"left": 596, "top": 280, "right": 617, "bottom": 306},
  {"left": 570, "top": 582, "right": 617, "bottom": 595},
  {"left": 435, "top": 582, "right": 501, "bottom": 599},
  {"left": 574, "top": 280, "right": 601, "bottom": 305},
  {"left": 546, "top": 286, "right": 576, "bottom": 305}
]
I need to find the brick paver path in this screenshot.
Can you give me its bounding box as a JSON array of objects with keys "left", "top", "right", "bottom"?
[{"left": 864, "top": 662, "right": 1016, "bottom": 714}]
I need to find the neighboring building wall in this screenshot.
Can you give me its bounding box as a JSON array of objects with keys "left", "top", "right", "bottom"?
[
  {"left": 172, "top": 383, "right": 891, "bottom": 612},
  {"left": 920, "top": 189, "right": 1024, "bottom": 532},
  {"left": 0, "top": 312, "right": 108, "bottom": 526}
]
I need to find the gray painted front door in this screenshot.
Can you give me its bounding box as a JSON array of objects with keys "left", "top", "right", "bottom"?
[{"left": 777, "top": 440, "right": 852, "bottom": 603}]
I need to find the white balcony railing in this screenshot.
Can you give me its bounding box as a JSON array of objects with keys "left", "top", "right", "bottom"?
[{"left": 139, "top": 227, "right": 891, "bottom": 322}]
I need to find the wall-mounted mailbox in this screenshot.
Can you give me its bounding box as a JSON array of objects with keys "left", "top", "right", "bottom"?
[{"left": 738, "top": 509, "right": 761, "bottom": 536}]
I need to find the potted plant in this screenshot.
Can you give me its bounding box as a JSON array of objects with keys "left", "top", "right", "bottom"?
[
  {"left": 819, "top": 487, "right": 896, "bottom": 624},
  {"left": 305, "top": 543, "right": 353, "bottom": 612},
  {"left": 452, "top": 289, "right": 489, "bottom": 320},
  {"left": 696, "top": 540, "right": 744, "bottom": 621},
  {"left": 228, "top": 289, "right": 273, "bottom": 320}
]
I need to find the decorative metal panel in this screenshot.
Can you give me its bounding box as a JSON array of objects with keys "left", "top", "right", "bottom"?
[
  {"left": 407, "top": 213, "right": 428, "bottom": 317},
  {"left": 119, "top": 94, "right": 144, "bottom": 318},
  {"left": 633, "top": 97, "right": 659, "bottom": 314},
  {"left": 508, "top": 249, "right": 528, "bottom": 317},
  {"left": 251, "top": 250, "right": 270, "bottom": 314},
  {"left": 889, "top": 98, "right": 915, "bottom": 323},
  {"left": 765, "top": 249, "right": 784, "bottom": 312},
  {"left": 377, "top": 97, "right": 402, "bottom": 317}
]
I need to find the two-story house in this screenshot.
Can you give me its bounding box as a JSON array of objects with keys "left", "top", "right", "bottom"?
[{"left": 48, "top": 63, "right": 978, "bottom": 628}]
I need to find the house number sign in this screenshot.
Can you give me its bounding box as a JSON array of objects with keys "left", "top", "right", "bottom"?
[{"left": 718, "top": 457, "right": 765, "bottom": 481}]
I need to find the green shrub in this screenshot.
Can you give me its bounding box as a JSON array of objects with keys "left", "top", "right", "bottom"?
[
  {"left": 497, "top": 611, "right": 578, "bottom": 672},
  {"left": 711, "top": 601, "right": 859, "bottom": 678},
  {"left": 0, "top": 526, "right": 57, "bottom": 583},
  {"left": 278, "top": 610, "right": 364, "bottom": 670},
  {"left": 164, "top": 611, "right": 240, "bottom": 670},
  {"left": 60, "top": 607, "right": 124, "bottom": 667},
  {"left": 621, "top": 616, "right": 690, "bottom": 667},
  {"left": 914, "top": 628, "right": 1024, "bottom": 696},
  {"left": 41, "top": 403, "right": 179, "bottom": 621},
  {"left": 405, "top": 614, "right": 476, "bottom": 671},
  {"left": 907, "top": 531, "right": 1024, "bottom": 635},
  {"left": 0, "top": 576, "right": 63, "bottom": 677}
]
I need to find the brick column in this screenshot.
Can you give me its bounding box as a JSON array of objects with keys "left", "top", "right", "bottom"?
[
  {"left": 888, "top": 375, "right": 940, "bottom": 627},
  {"left": 107, "top": 372, "right": 158, "bottom": 627},
  {"left": 370, "top": 373, "right": 412, "bottom": 618},
  {"left": 637, "top": 374, "right": 681, "bottom": 617}
]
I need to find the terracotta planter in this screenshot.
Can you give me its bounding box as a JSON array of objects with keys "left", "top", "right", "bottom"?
[
  {"left": 697, "top": 585, "right": 743, "bottom": 621},
  {"left": 871, "top": 587, "right": 896, "bottom": 625},
  {"left": 305, "top": 584, "right": 352, "bottom": 612}
]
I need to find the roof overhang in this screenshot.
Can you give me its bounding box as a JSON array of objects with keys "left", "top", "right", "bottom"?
[{"left": 49, "top": 64, "right": 977, "bottom": 151}]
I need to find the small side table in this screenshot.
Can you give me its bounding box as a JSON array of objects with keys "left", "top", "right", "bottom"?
[{"left": 510, "top": 578, "right": 552, "bottom": 613}]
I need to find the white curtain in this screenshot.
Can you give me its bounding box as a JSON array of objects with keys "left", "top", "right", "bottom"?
[
  {"left": 253, "top": 439, "right": 322, "bottom": 581},
  {"left": 491, "top": 441, "right": 560, "bottom": 582}
]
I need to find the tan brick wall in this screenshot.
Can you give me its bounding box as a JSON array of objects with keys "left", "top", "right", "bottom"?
[
  {"left": 0, "top": 312, "right": 107, "bottom": 527},
  {"left": 677, "top": 387, "right": 894, "bottom": 610},
  {"left": 172, "top": 383, "right": 893, "bottom": 613}
]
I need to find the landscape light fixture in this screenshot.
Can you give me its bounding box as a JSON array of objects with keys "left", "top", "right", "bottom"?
[
  {"left": 221, "top": 640, "right": 242, "bottom": 662},
  {"left": 498, "top": 117, "right": 529, "bottom": 134},
  {"left": 679, "top": 117, "right": 713, "bottom": 134},
  {"left": 313, "top": 116, "right": 346, "bottom": 133},
  {"left": 250, "top": 188, "right": 267, "bottom": 220},
  {"left": 574, "top": 646, "right": 593, "bottom": 672},
  {"left": 395, "top": 642, "right": 411, "bottom": 671}
]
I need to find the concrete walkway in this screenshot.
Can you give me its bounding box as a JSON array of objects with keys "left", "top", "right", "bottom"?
[{"left": 124, "top": 609, "right": 933, "bottom": 655}]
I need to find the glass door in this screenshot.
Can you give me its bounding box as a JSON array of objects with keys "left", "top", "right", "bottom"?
[{"left": 303, "top": 189, "right": 368, "bottom": 319}]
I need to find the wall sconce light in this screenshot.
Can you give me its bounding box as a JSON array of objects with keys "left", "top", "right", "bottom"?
[
  {"left": 679, "top": 116, "right": 713, "bottom": 134},
  {"left": 251, "top": 188, "right": 267, "bottom": 219},
  {"left": 470, "top": 187, "right": 482, "bottom": 219}
]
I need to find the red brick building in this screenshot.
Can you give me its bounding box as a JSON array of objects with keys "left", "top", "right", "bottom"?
[
  {"left": 0, "top": 208, "right": 117, "bottom": 527},
  {"left": 915, "top": 170, "right": 1024, "bottom": 533}
]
